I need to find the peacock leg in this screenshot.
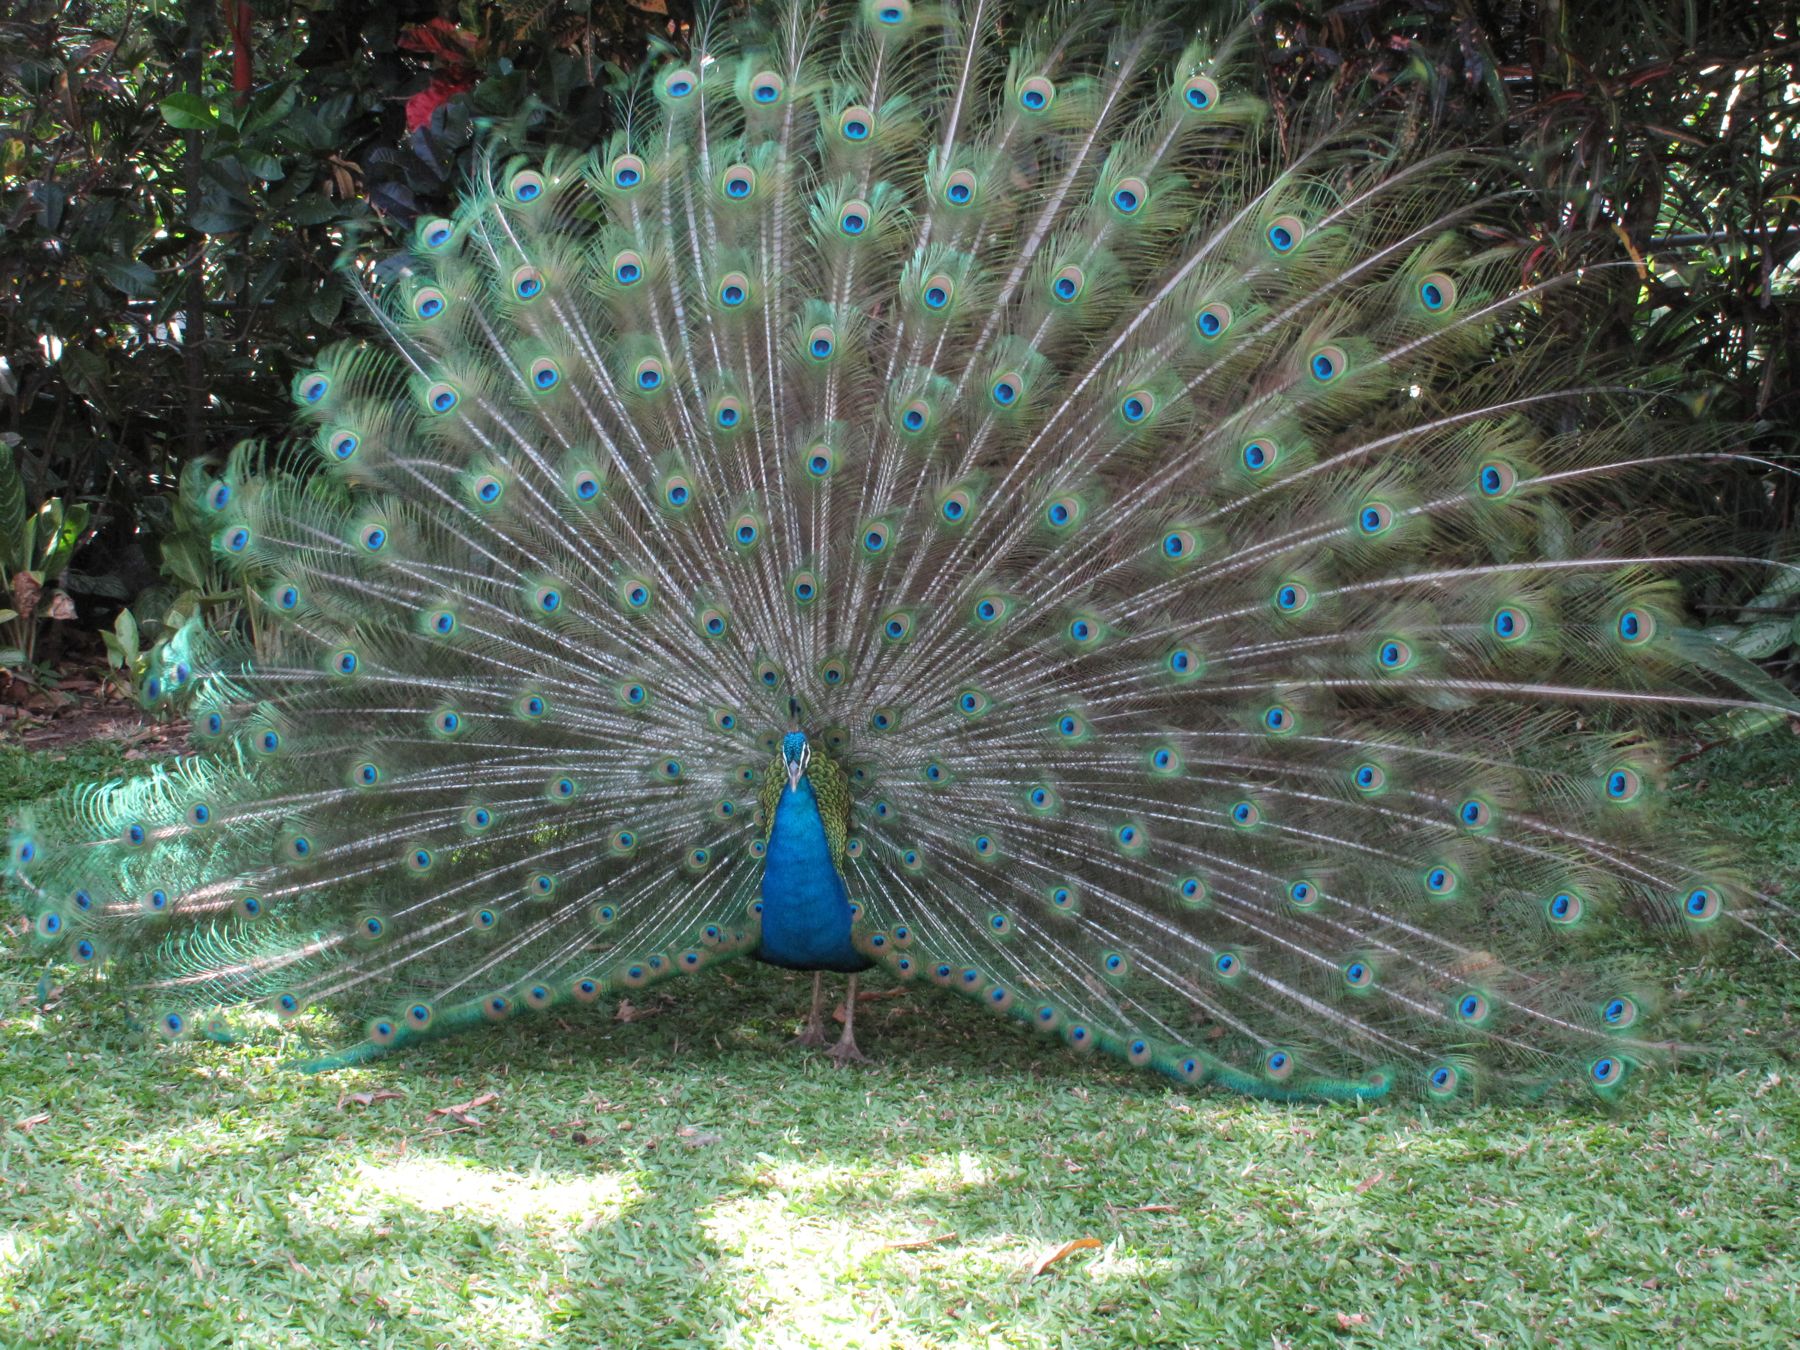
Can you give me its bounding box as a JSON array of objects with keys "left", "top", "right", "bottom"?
[
  {"left": 790, "top": 971, "right": 829, "bottom": 1047},
  {"left": 826, "top": 974, "right": 871, "bottom": 1066}
]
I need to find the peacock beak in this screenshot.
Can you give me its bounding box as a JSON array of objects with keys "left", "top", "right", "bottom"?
[{"left": 785, "top": 760, "right": 804, "bottom": 794}]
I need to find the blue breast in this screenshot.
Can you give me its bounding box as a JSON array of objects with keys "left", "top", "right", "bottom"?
[{"left": 756, "top": 777, "right": 871, "bottom": 973}]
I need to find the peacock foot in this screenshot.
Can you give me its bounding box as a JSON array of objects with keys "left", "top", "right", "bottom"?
[
  {"left": 826, "top": 1032, "right": 870, "bottom": 1067},
  {"left": 790, "top": 1024, "right": 830, "bottom": 1048}
]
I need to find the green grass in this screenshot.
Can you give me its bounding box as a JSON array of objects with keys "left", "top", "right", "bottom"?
[{"left": 1, "top": 735, "right": 1797, "bottom": 1347}]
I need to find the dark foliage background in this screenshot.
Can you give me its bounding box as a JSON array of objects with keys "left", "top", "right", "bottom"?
[{"left": 1, "top": 0, "right": 1795, "bottom": 677}]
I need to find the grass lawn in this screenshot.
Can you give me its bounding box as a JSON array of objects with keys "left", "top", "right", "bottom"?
[{"left": 0, "top": 731, "right": 1796, "bottom": 1348}]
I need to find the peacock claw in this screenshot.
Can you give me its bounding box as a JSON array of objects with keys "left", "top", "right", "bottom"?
[
  {"left": 826, "top": 1034, "right": 870, "bottom": 1067},
  {"left": 790, "top": 1025, "right": 829, "bottom": 1048}
]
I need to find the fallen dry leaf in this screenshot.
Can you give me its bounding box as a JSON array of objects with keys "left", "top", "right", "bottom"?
[
  {"left": 12, "top": 1113, "right": 50, "bottom": 1132},
  {"left": 1336, "top": 1312, "right": 1371, "bottom": 1329},
  {"left": 1032, "top": 1237, "right": 1101, "bottom": 1276},
  {"left": 11, "top": 572, "right": 41, "bottom": 620},
  {"left": 676, "top": 1124, "right": 723, "bottom": 1149},
  {"left": 337, "top": 1090, "right": 404, "bottom": 1110},
  {"left": 428, "top": 1090, "right": 499, "bottom": 1126},
  {"left": 1355, "top": 1171, "right": 1385, "bottom": 1195}
]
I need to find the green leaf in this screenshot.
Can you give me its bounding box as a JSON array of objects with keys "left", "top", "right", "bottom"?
[
  {"left": 160, "top": 93, "right": 221, "bottom": 131},
  {"left": 1722, "top": 620, "right": 1794, "bottom": 662},
  {"left": 90, "top": 256, "right": 158, "bottom": 298},
  {"left": 35, "top": 500, "right": 89, "bottom": 581},
  {"left": 0, "top": 442, "right": 25, "bottom": 576}
]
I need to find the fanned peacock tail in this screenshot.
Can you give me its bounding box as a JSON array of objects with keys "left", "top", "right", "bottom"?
[{"left": 6, "top": 0, "right": 1794, "bottom": 1101}]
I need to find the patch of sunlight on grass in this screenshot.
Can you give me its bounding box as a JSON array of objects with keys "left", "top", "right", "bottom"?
[
  {"left": 704, "top": 1155, "right": 1038, "bottom": 1346},
  {"left": 757, "top": 1148, "right": 991, "bottom": 1200},
  {"left": 350, "top": 1157, "right": 636, "bottom": 1226},
  {"left": 0, "top": 1229, "right": 32, "bottom": 1278}
]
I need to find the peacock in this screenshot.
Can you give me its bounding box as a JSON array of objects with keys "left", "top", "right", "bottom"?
[{"left": 6, "top": 0, "right": 1793, "bottom": 1102}]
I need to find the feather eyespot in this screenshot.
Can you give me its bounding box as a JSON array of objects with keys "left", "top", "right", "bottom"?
[
  {"left": 1605, "top": 767, "right": 1643, "bottom": 803},
  {"left": 1682, "top": 887, "right": 1721, "bottom": 922},
  {"left": 718, "top": 271, "right": 751, "bottom": 307},
  {"left": 939, "top": 487, "right": 973, "bottom": 523},
  {"left": 1492, "top": 605, "right": 1531, "bottom": 641},
  {"left": 1357, "top": 501, "right": 1394, "bottom": 535},
  {"left": 418, "top": 217, "right": 454, "bottom": 249},
  {"left": 748, "top": 71, "right": 784, "bottom": 105},
  {"left": 1177, "top": 876, "right": 1207, "bottom": 908},
  {"left": 512, "top": 266, "right": 545, "bottom": 300},
  {"left": 1308, "top": 344, "right": 1346, "bottom": 382},
  {"left": 611, "top": 154, "right": 646, "bottom": 189},
  {"left": 1266, "top": 214, "right": 1304, "bottom": 252},
  {"left": 1546, "top": 890, "right": 1582, "bottom": 924},
  {"left": 943, "top": 170, "right": 978, "bottom": 206},
  {"left": 1194, "top": 302, "right": 1232, "bottom": 339},
  {"left": 838, "top": 200, "right": 871, "bottom": 236},
  {"left": 412, "top": 287, "right": 446, "bottom": 320},
  {"left": 1051, "top": 265, "right": 1084, "bottom": 302},
  {"left": 899, "top": 400, "right": 932, "bottom": 433},
  {"left": 838, "top": 106, "right": 875, "bottom": 142},
  {"left": 1458, "top": 797, "right": 1493, "bottom": 828},
  {"left": 663, "top": 68, "right": 697, "bottom": 100},
  {"left": 1418, "top": 272, "right": 1457, "bottom": 311},
  {"left": 1181, "top": 75, "right": 1220, "bottom": 111},
  {"left": 508, "top": 169, "right": 546, "bottom": 203},
  {"left": 1018, "top": 75, "right": 1055, "bottom": 111},
  {"left": 806, "top": 325, "right": 836, "bottom": 360},
  {"left": 1477, "top": 461, "right": 1518, "bottom": 497},
  {"left": 1617, "top": 609, "right": 1656, "bottom": 644},
  {"left": 612, "top": 250, "right": 644, "bottom": 285},
  {"left": 1376, "top": 638, "right": 1413, "bottom": 671},
  {"left": 1272, "top": 581, "right": 1310, "bottom": 613},
  {"left": 1602, "top": 996, "right": 1640, "bottom": 1029},
  {"left": 1110, "top": 176, "right": 1148, "bottom": 215},
  {"left": 922, "top": 273, "right": 955, "bottom": 310},
  {"left": 633, "top": 357, "right": 666, "bottom": 391},
  {"left": 425, "top": 381, "right": 459, "bottom": 414}
]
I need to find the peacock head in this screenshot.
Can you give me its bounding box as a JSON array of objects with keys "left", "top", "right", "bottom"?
[{"left": 781, "top": 731, "right": 810, "bottom": 794}]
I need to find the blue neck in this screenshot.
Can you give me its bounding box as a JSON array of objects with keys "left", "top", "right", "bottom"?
[{"left": 756, "top": 776, "right": 870, "bottom": 972}]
